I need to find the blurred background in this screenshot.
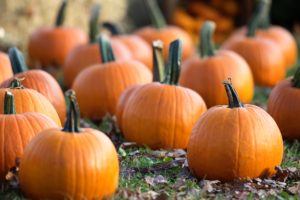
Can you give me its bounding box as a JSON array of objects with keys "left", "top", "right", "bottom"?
[{"left": 0, "top": 0, "right": 300, "bottom": 52}]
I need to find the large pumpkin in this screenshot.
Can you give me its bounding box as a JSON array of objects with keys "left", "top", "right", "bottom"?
[
  {"left": 28, "top": 0, "right": 87, "bottom": 68},
  {"left": 135, "top": 0, "right": 194, "bottom": 62},
  {"left": 1, "top": 48, "right": 66, "bottom": 123},
  {"left": 0, "top": 52, "right": 13, "bottom": 83},
  {"left": 72, "top": 35, "right": 152, "bottom": 119},
  {"left": 19, "top": 90, "right": 119, "bottom": 200},
  {"left": 63, "top": 5, "right": 131, "bottom": 88},
  {"left": 0, "top": 79, "right": 61, "bottom": 126},
  {"left": 0, "top": 91, "right": 58, "bottom": 179},
  {"left": 267, "top": 67, "right": 300, "bottom": 139},
  {"left": 187, "top": 79, "right": 283, "bottom": 181},
  {"left": 179, "top": 21, "right": 254, "bottom": 108},
  {"left": 121, "top": 40, "right": 207, "bottom": 149}
]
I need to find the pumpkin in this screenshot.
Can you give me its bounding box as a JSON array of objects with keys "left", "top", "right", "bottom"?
[
  {"left": 63, "top": 5, "right": 131, "bottom": 88},
  {"left": 187, "top": 79, "right": 283, "bottom": 181},
  {"left": 121, "top": 39, "right": 207, "bottom": 149},
  {"left": 19, "top": 90, "right": 119, "bottom": 200},
  {"left": 0, "top": 79, "right": 61, "bottom": 126},
  {"left": 221, "top": 4, "right": 285, "bottom": 87},
  {"left": 72, "top": 35, "right": 152, "bottom": 119},
  {"left": 0, "top": 91, "right": 58, "bottom": 180},
  {"left": 135, "top": 0, "right": 194, "bottom": 62},
  {"left": 179, "top": 21, "right": 254, "bottom": 108},
  {"left": 0, "top": 48, "right": 66, "bottom": 123},
  {"left": 267, "top": 67, "right": 300, "bottom": 139},
  {"left": 0, "top": 52, "right": 13, "bottom": 83},
  {"left": 28, "top": 0, "right": 87, "bottom": 68}
]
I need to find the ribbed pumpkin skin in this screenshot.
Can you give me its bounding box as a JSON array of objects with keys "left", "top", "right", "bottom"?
[
  {"left": 223, "top": 38, "right": 285, "bottom": 87},
  {"left": 135, "top": 26, "right": 194, "bottom": 62},
  {"left": 267, "top": 78, "right": 300, "bottom": 139},
  {"left": 0, "top": 113, "right": 57, "bottom": 179},
  {"left": 72, "top": 61, "right": 152, "bottom": 119},
  {"left": 179, "top": 50, "right": 254, "bottom": 108},
  {"left": 0, "top": 52, "right": 13, "bottom": 83},
  {"left": 0, "top": 89, "right": 61, "bottom": 126},
  {"left": 19, "top": 128, "right": 119, "bottom": 200},
  {"left": 28, "top": 27, "right": 87, "bottom": 67},
  {"left": 0, "top": 70, "right": 66, "bottom": 123},
  {"left": 63, "top": 40, "right": 131, "bottom": 89},
  {"left": 187, "top": 105, "right": 283, "bottom": 181},
  {"left": 121, "top": 83, "right": 207, "bottom": 149}
]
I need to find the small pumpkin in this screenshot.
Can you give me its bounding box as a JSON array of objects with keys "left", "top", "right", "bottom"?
[
  {"left": 19, "top": 90, "right": 119, "bottom": 199},
  {"left": 267, "top": 67, "right": 300, "bottom": 139},
  {"left": 135, "top": 0, "right": 194, "bottom": 62},
  {"left": 179, "top": 21, "right": 254, "bottom": 108},
  {"left": 0, "top": 91, "right": 58, "bottom": 179},
  {"left": 72, "top": 35, "right": 152, "bottom": 119},
  {"left": 28, "top": 0, "right": 87, "bottom": 68},
  {"left": 0, "top": 79, "right": 61, "bottom": 126},
  {"left": 1, "top": 48, "right": 66, "bottom": 123},
  {"left": 121, "top": 39, "right": 207, "bottom": 149},
  {"left": 187, "top": 79, "right": 283, "bottom": 181},
  {"left": 0, "top": 52, "right": 13, "bottom": 83},
  {"left": 63, "top": 5, "right": 131, "bottom": 88}
]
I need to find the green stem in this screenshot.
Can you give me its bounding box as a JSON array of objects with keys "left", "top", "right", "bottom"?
[
  {"left": 162, "top": 39, "right": 182, "bottom": 85},
  {"left": 102, "top": 22, "right": 121, "bottom": 35},
  {"left": 223, "top": 79, "right": 244, "bottom": 108},
  {"left": 292, "top": 67, "right": 300, "bottom": 88},
  {"left": 62, "top": 90, "right": 81, "bottom": 133},
  {"left": 89, "top": 4, "right": 101, "bottom": 43},
  {"left": 4, "top": 91, "right": 16, "bottom": 115},
  {"left": 10, "top": 78, "right": 24, "bottom": 89},
  {"left": 98, "top": 35, "right": 115, "bottom": 63},
  {"left": 246, "top": 0, "right": 265, "bottom": 37},
  {"left": 8, "top": 47, "right": 28, "bottom": 74},
  {"left": 152, "top": 40, "right": 165, "bottom": 82},
  {"left": 200, "top": 21, "right": 216, "bottom": 58},
  {"left": 145, "top": 0, "right": 167, "bottom": 29},
  {"left": 257, "top": 0, "right": 272, "bottom": 29},
  {"left": 55, "top": 0, "right": 68, "bottom": 27}
]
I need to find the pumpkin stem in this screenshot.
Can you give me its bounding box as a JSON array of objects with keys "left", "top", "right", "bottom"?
[
  {"left": 152, "top": 40, "right": 165, "bottom": 82},
  {"left": 98, "top": 35, "right": 115, "bottom": 63},
  {"left": 292, "top": 66, "right": 300, "bottom": 88},
  {"left": 257, "top": 0, "right": 272, "bottom": 29},
  {"left": 4, "top": 91, "right": 16, "bottom": 115},
  {"left": 102, "top": 22, "right": 121, "bottom": 36},
  {"left": 163, "top": 39, "right": 182, "bottom": 85},
  {"left": 223, "top": 78, "right": 244, "bottom": 108},
  {"left": 200, "top": 21, "right": 216, "bottom": 58},
  {"left": 8, "top": 47, "right": 28, "bottom": 74},
  {"left": 10, "top": 78, "right": 25, "bottom": 89},
  {"left": 89, "top": 4, "right": 101, "bottom": 43},
  {"left": 145, "top": 0, "right": 166, "bottom": 29},
  {"left": 55, "top": 0, "right": 68, "bottom": 27},
  {"left": 246, "top": 0, "right": 265, "bottom": 37},
  {"left": 63, "top": 90, "right": 81, "bottom": 133}
]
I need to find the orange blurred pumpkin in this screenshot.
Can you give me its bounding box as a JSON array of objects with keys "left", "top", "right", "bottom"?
[
  {"left": 179, "top": 21, "right": 254, "bottom": 108},
  {"left": 121, "top": 40, "right": 207, "bottom": 149},
  {"left": 72, "top": 35, "right": 152, "bottom": 119},
  {"left": 28, "top": 0, "right": 87, "bottom": 68},
  {"left": 0, "top": 79, "right": 61, "bottom": 126},
  {"left": 19, "top": 90, "right": 119, "bottom": 199},
  {"left": 0, "top": 91, "right": 58, "bottom": 179},
  {"left": 0, "top": 48, "right": 66, "bottom": 123},
  {"left": 187, "top": 80, "right": 283, "bottom": 181},
  {"left": 0, "top": 52, "right": 13, "bottom": 83}
]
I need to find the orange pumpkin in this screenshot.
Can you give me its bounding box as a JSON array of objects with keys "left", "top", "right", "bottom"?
[
  {"left": 121, "top": 40, "right": 207, "bottom": 149},
  {"left": 179, "top": 21, "right": 254, "bottom": 108},
  {"left": 267, "top": 67, "right": 300, "bottom": 139},
  {"left": 187, "top": 79, "right": 283, "bottom": 181},
  {"left": 0, "top": 79, "right": 61, "bottom": 126},
  {"left": 0, "top": 52, "right": 13, "bottom": 83},
  {"left": 135, "top": 0, "right": 194, "bottom": 62},
  {"left": 0, "top": 48, "right": 66, "bottom": 123},
  {"left": 63, "top": 5, "right": 131, "bottom": 88},
  {"left": 72, "top": 35, "right": 152, "bottom": 119},
  {"left": 28, "top": 0, "right": 87, "bottom": 68},
  {"left": 19, "top": 90, "right": 119, "bottom": 200},
  {"left": 0, "top": 91, "right": 58, "bottom": 179}
]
